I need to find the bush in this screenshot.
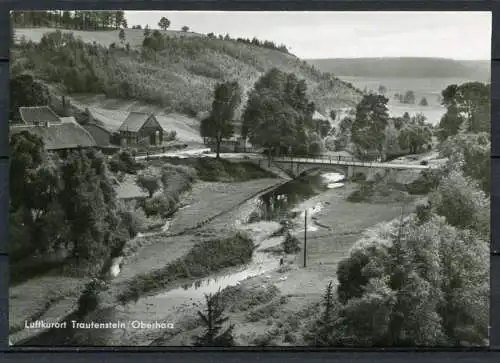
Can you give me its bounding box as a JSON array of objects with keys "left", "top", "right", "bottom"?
[
  {"left": 347, "top": 182, "right": 374, "bottom": 202},
  {"left": 143, "top": 194, "right": 177, "bottom": 217},
  {"left": 118, "top": 201, "right": 148, "bottom": 237},
  {"left": 252, "top": 332, "right": 276, "bottom": 346},
  {"left": 109, "top": 150, "right": 143, "bottom": 174},
  {"left": 118, "top": 232, "right": 255, "bottom": 302},
  {"left": 164, "top": 130, "right": 177, "bottom": 142},
  {"left": 160, "top": 158, "right": 274, "bottom": 182},
  {"left": 282, "top": 232, "right": 301, "bottom": 253},
  {"left": 245, "top": 301, "right": 280, "bottom": 322},
  {"left": 406, "top": 170, "right": 440, "bottom": 195},
  {"left": 77, "top": 279, "right": 108, "bottom": 317}
]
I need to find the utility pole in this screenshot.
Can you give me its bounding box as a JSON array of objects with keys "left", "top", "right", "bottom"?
[{"left": 303, "top": 209, "right": 307, "bottom": 268}]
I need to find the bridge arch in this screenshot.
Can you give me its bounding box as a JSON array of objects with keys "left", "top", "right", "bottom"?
[{"left": 273, "top": 160, "right": 387, "bottom": 181}]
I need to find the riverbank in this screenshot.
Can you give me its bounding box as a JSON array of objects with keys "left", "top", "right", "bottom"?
[
  {"left": 9, "top": 174, "right": 287, "bottom": 345},
  {"left": 151, "top": 179, "right": 425, "bottom": 346},
  {"left": 11, "top": 157, "right": 429, "bottom": 346}
]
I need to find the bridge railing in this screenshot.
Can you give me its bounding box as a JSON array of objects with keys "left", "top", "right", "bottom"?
[{"left": 270, "top": 154, "right": 376, "bottom": 167}]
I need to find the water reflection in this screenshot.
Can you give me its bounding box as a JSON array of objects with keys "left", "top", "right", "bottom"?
[
  {"left": 249, "top": 172, "right": 345, "bottom": 223},
  {"left": 156, "top": 251, "right": 279, "bottom": 301}
]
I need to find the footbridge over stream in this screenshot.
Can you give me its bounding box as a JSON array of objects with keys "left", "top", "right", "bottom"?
[
  {"left": 266, "top": 155, "right": 439, "bottom": 179},
  {"left": 135, "top": 149, "right": 438, "bottom": 180}
]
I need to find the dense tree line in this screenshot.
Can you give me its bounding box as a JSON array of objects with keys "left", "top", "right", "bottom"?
[
  {"left": 241, "top": 68, "right": 320, "bottom": 162},
  {"left": 394, "top": 90, "right": 416, "bottom": 104},
  {"left": 305, "top": 81, "right": 490, "bottom": 347},
  {"left": 11, "top": 11, "right": 127, "bottom": 30},
  {"left": 10, "top": 132, "right": 134, "bottom": 275},
  {"left": 438, "top": 82, "right": 490, "bottom": 140},
  {"left": 233, "top": 36, "right": 289, "bottom": 54},
  {"left": 204, "top": 33, "right": 289, "bottom": 54},
  {"left": 334, "top": 94, "right": 432, "bottom": 159}
]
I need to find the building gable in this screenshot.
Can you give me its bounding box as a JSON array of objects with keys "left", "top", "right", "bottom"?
[{"left": 139, "top": 115, "right": 163, "bottom": 132}]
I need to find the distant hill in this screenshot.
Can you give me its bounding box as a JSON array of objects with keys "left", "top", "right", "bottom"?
[
  {"left": 12, "top": 27, "right": 363, "bottom": 120},
  {"left": 306, "top": 57, "right": 490, "bottom": 82}
]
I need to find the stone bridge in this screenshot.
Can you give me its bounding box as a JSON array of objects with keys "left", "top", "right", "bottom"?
[{"left": 268, "top": 155, "right": 437, "bottom": 180}]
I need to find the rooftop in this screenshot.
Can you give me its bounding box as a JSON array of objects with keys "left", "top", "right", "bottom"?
[
  {"left": 118, "top": 112, "right": 155, "bottom": 133},
  {"left": 10, "top": 121, "right": 97, "bottom": 150},
  {"left": 19, "top": 106, "right": 62, "bottom": 125}
]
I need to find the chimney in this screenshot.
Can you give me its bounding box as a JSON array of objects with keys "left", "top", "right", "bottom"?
[{"left": 87, "top": 108, "right": 94, "bottom": 124}]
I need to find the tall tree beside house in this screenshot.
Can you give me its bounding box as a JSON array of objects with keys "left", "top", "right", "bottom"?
[
  {"left": 158, "top": 17, "right": 171, "bottom": 30},
  {"left": 10, "top": 74, "right": 51, "bottom": 121},
  {"left": 200, "top": 81, "right": 242, "bottom": 159}
]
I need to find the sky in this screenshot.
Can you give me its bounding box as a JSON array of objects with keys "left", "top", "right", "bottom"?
[{"left": 125, "top": 11, "right": 491, "bottom": 60}]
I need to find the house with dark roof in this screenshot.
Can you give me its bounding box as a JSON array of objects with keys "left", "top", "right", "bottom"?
[
  {"left": 118, "top": 112, "right": 164, "bottom": 147},
  {"left": 10, "top": 107, "right": 97, "bottom": 152}
]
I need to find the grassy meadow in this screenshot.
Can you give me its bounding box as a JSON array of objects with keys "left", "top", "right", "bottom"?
[{"left": 337, "top": 76, "right": 483, "bottom": 125}]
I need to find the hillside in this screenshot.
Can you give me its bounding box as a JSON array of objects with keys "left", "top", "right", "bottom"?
[
  {"left": 306, "top": 57, "right": 490, "bottom": 81},
  {"left": 12, "top": 27, "right": 363, "bottom": 125}
]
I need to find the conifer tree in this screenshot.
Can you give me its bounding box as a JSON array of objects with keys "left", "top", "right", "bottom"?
[{"left": 194, "top": 290, "right": 235, "bottom": 346}]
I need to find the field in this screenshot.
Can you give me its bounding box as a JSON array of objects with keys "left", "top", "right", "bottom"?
[{"left": 337, "top": 76, "right": 481, "bottom": 125}]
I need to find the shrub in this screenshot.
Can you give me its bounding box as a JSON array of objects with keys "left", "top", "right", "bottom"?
[
  {"left": 118, "top": 232, "right": 255, "bottom": 302},
  {"left": 109, "top": 150, "right": 143, "bottom": 174},
  {"left": 245, "top": 301, "right": 280, "bottom": 322},
  {"left": 282, "top": 232, "right": 301, "bottom": 254},
  {"left": 117, "top": 201, "right": 148, "bottom": 237},
  {"left": 143, "top": 194, "right": 176, "bottom": 217},
  {"left": 136, "top": 171, "right": 162, "bottom": 198},
  {"left": 77, "top": 279, "right": 108, "bottom": 317},
  {"left": 406, "top": 170, "right": 441, "bottom": 195},
  {"left": 347, "top": 182, "right": 374, "bottom": 202}
]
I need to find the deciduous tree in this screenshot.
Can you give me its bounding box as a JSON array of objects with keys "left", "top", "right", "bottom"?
[
  {"left": 136, "top": 172, "right": 161, "bottom": 198},
  {"left": 158, "top": 17, "right": 171, "bottom": 31},
  {"left": 200, "top": 81, "right": 242, "bottom": 159}
]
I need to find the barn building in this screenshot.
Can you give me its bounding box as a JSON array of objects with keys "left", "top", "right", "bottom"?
[
  {"left": 10, "top": 106, "right": 97, "bottom": 153},
  {"left": 117, "top": 112, "right": 164, "bottom": 147}
]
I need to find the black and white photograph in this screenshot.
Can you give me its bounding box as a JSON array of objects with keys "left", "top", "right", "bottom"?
[{"left": 8, "top": 10, "right": 491, "bottom": 347}]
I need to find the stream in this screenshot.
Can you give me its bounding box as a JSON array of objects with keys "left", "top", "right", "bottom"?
[
  {"left": 150, "top": 170, "right": 345, "bottom": 303},
  {"left": 17, "top": 170, "right": 345, "bottom": 346}
]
